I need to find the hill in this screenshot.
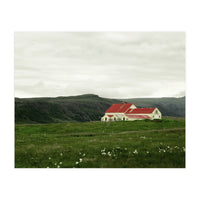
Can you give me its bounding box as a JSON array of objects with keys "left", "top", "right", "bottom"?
[
  {"left": 15, "top": 94, "right": 121, "bottom": 123},
  {"left": 15, "top": 94, "right": 185, "bottom": 124},
  {"left": 121, "top": 97, "right": 185, "bottom": 117}
]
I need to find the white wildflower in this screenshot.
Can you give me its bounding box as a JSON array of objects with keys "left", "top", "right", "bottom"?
[
  {"left": 60, "top": 153, "right": 63, "bottom": 156},
  {"left": 108, "top": 152, "right": 111, "bottom": 156},
  {"left": 57, "top": 165, "right": 60, "bottom": 168},
  {"left": 76, "top": 162, "right": 79, "bottom": 164},
  {"left": 102, "top": 152, "right": 106, "bottom": 155},
  {"left": 59, "top": 162, "right": 62, "bottom": 165},
  {"left": 79, "top": 158, "right": 82, "bottom": 162},
  {"left": 133, "top": 150, "right": 138, "bottom": 154},
  {"left": 54, "top": 162, "right": 57, "bottom": 165},
  {"left": 49, "top": 157, "right": 51, "bottom": 160},
  {"left": 101, "top": 148, "right": 106, "bottom": 152},
  {"left": 146, "top": 151, "right": 149, "bottom": 154},
  {"left": 83, "top": 153, "right": 85, "bottom": 156}
]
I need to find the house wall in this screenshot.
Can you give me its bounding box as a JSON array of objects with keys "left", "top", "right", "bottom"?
[
  {"left": 101, "top": 113, "right": 127, "bottom": 121},
  {"left": 125, "top": 108, "right": 162, "bottom": 120},
  {"left": 126, "top": 114, "right": 153, "bottom": 121},
  {"left": 151, "top": 108, "right": 162, "bottom": 119}
]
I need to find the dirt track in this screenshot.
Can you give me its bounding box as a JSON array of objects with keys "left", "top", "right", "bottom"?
[{"left": 118, "top": 127, "right": 185, "bottom": 134}]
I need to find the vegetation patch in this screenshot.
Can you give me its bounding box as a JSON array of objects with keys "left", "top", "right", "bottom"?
[{"left": 15, "top": 118, "right": 185, "bottom": 168}]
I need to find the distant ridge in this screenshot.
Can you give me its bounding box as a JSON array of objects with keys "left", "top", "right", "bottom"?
[
  {"left": 120, "top": 96, "right": 185, "bottom": 118},
  {"left": 15, "top": 94, "right": 185, "bottom": 124}
]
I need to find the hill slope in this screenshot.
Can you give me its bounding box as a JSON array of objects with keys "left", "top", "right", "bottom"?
[
  {"left": 121, "top": 97, "right": 185, "bottom": 117},
  {"left": 15, "top": 94, "right": 185, "bottom": 124},
  {"left": 15, "top": 94, "right": 121, "bottom": 123}
]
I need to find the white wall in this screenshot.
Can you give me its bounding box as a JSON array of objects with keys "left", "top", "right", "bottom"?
[
  {"left": 152, "top": 108, "right": 162, "bottom": 119},
  {"left": 101, "top": 113, "right": 126, "bottom": 121}
]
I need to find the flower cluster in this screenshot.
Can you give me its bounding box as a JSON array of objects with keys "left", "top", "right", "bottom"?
[
  {"left": 101, "top": 148, "right": 106, "bottom": 155},
  {"left": 100, "top": 147, "right": 133, "bottom": 158},
  {"left": 157, "top": 145, "right": 185, "bottom": 153},
  {"left": 133, "top": 149, "right": 138, "bottom": 154},
  {"left": 75, "top": 152, "right": 86, "bottom": 165},
  {"left": 47, "top": 152, "right": 64, "bottom": 168}
]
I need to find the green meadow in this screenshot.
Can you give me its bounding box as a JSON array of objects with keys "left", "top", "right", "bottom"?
[{"left": 15, "top": 118, "right": 185, "bottom": 168}]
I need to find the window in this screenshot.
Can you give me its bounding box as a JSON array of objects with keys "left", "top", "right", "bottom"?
[
  {"left": 123, "top": 117, "right": 125, "bottom": 121},
  {"left": 105, "top": 117, "right": 107, "bottom": 121},
  {"left": 114, "top": 117, "right": 116, "bottom": 121}
]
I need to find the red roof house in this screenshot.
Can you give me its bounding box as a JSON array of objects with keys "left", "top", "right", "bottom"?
[{"left": 101, "top": 103, "right": 161, "bottom": 121}]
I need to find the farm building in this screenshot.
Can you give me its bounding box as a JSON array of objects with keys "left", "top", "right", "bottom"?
[{"left": 101, "top": 102, "right": 162, "bottom": 122}]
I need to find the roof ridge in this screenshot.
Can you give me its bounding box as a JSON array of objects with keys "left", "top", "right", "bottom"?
[{"left": 105, "top": 103, "right": 132, "bottom": 113}]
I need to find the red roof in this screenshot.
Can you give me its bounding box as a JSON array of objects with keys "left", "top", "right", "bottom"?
[
  {"left": 126, "top": 114, "right": 150, "bottom": 119},
  {"left": 126, "top": 108, "right": 155, "bottom": 114},
  {"left": 107, "top": 115, "right": 113, "bottom": 118},
  {"left": 105, "top": 103, "right": 132, "bottom": 113}
]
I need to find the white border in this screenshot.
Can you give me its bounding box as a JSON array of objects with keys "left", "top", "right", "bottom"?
[{"left": 1, "top": 0, "right": 199, "bottom": 200}]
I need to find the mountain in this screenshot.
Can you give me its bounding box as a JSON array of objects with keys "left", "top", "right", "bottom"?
[
  {"left": 15, "top": 94, "right": 121, "bottom": 123},
  {"left": 15, "top": 94, "right": 185, "bottom": 124},
  {"left": 121, "top": 97, "right": 185, "bottom": 117}
]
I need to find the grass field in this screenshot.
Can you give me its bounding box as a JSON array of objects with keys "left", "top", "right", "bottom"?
[{"left": 15, "top": 118, "right": 185, "bottom": 168}]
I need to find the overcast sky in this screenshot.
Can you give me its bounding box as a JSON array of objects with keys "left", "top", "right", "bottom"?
[{"left": 14, "top": 32, "right": 185, "bottom": 98}]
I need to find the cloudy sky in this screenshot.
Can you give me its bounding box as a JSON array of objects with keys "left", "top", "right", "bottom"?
[{"left": 14, "top": 32, "right": 185, "bottom": 98}]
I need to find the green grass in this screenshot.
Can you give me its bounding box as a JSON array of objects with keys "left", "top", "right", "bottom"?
[{"left": 15, "top": 118, "right": 185, "bottom": 168}]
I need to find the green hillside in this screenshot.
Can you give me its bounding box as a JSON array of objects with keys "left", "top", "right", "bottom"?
[
  {"left": 15, "top": 94, "right": 121, "bottom": 124},
  {"left": 15, "top": 94, "right": 185, "bottom": 124}
]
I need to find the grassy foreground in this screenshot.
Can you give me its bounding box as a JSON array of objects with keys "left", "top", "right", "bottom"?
[{"left": 15, "top": 118, "right": 185, "bottom": 168}]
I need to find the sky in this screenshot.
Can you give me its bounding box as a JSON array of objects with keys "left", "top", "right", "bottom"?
[{"left": 14, "top": 32, "right": 185, "bottom": 98}]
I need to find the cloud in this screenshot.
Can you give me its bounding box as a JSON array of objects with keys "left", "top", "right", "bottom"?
[{"left": 14, "top": 32, "right": 185, "bottom": 98}]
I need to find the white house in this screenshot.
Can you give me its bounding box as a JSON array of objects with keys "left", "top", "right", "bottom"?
[{"left": 101, "top": 102, "right": 162, "bottom": 122}]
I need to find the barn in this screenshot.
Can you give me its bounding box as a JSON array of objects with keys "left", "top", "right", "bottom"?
[{"left": 101, "top": 102, "right": 162, "bottom": 122}]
